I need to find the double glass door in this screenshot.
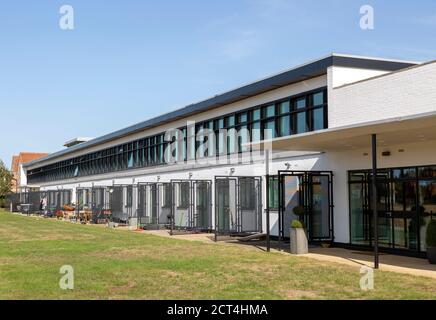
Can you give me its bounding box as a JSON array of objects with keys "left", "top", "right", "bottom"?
[
  {"left": 350, "top": 169, "right": 422, "bottom": 251},
  {"left": 279, "top": 171, "right": 333, "bottom": 241}
]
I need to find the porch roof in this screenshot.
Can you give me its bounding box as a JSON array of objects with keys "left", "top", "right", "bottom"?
[{"left": 251, "top": 111, "right": 436, "bottom": 152}]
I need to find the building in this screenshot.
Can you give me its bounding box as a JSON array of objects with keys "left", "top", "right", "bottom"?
[
  {"left": 22, "top": 54, "right": 436, "bottom": 257},
  {"left": 11, "top": 152, "right": 48, "bottom": 192}
]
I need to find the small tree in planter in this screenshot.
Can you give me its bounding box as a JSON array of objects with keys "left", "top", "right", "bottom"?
[
  {"left": 290, "top": 219, "right": 308, "bottom": 254},
  {"left": 426, "top": 220, "right": 436, "bottom": 264},
  {"left": 292, "top": 205, "right": 305, "bottom": 222}
]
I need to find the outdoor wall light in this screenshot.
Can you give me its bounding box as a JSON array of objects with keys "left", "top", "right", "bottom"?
[
  {"left": 229, "top": 168, "right": 235, "bottom": 175},
  {"left": 285, "top": 163, "right": 291, "bottom": 170},
  {"left": 157, "top": 175, "right": 161, "bottom": 181},
  {"left": 188, "top": 172, "right": 193, "bottom": 179}
]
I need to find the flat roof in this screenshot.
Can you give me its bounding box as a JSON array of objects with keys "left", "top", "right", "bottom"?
[{"left": 24, "top": 53, "right": 419, "bottom": 168}]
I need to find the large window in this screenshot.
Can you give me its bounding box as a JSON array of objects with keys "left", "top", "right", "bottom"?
[
  {"left": 28, "top": 88, "right": 327, "bottom": 183},
  {"left": 349, "top": 165, "right": 436, "bottom": 253}
]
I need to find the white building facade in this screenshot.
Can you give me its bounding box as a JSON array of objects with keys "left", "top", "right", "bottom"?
[{"left": 23, "top": 54, "right": 436, "bottom": 257}]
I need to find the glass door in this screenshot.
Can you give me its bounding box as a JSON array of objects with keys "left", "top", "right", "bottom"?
[
  {"left": 216, "top": 179, "right": 235, "bottom": 233},
  {"left": 309, "top": 175, "right": 331, "bottom": 240},
  {"left": 368, "top": 173, "right": 392, "bottom": 248},
  {"left": 279, "top": 171, "right": 333, "bottom": 241}
]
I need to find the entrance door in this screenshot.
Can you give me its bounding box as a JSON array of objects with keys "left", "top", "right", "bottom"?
[
  {"left": 279, "top": 171, "right": 333, "bottom": 241},
  {"left": 215, "top": 177, "right": 262, "bottom": 235},
  {"left": 309, "top": 175, "right": 332, "bottom": 240},
  {"left": 350, "top": 169, "right": 422, "bottom": 252},
  {"left": 193, "top": 181, "right": 212, "bottom": 230},
  {"left": 215, "top": 178, "right": 237, "bottom": 233},
  {"left": 368, "top": 172, "right": 419, "bottom": 251},
  {"left": 138, "top": 184, "right": 159, "bottom": 226}
]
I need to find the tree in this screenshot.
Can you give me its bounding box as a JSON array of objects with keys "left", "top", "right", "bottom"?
[{"left": 0, "top": 159, "right": 12, "bottom": 199}]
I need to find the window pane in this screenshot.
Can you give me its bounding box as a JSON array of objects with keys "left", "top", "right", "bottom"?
[
  {"left": 240, "top": 178, "right": 255, "bottom": 210},
  {"left": 178, "top": 182, "right": 190, "bottom": 208},
  {"left": 419, "top": 166, "right": 436, "bottom": 178},
  {"left": 419, "top": 180, "right": 436, "bottom": 251},
  {"left": 296, "top": 112, "right": 308, "bottom": 134},
  {"left": 252, "top": 109, "right": 261, "bottom": 121},
  {"left": 218, "top": 132, "right": 225, "bottom": 154},
  {"left": 264, "top": 120, "right": 276, "bottom": 139},
  {"left": 188, "top": 137, "right": 196, "bottom": 160},
  {"left": 279, "top": 115, "right": 291, "bottom": 136},
  {"left": 227, "top": 131, "right": 236, "bottom": 154},
  {"left": 268, "top": 177, "right": 279, "bottom": 209},
  {"left": 162, "top": 184, "right": 172, "bottom": 208},
  {"left": 296, "top": 97, "right": 306, "bottom": 109},
  {"left": 265, "top": 105, "right": 275, "bottom": 118},
  {"left": 217, "top": 118, "right": 224, "bottom": 129},
  {"left": 313, "top": 92, "right": 324, "bottom": 106},
  {"left": 252, "top": 122, "right": 261, "bottom": 142},
  {"left": 239, "top": 125, "right": 249, "bottom": 152},
  {"left": 312, "top": 108, "right": 324, "bottom": 131},
  {"left": 403, "top": 168, "right": 416, "bottom": 179},
  {"left": 279, "top": 101, "right": 290, "bottom": 114},
  {"left": 238, "top": 113, "right": 247, "bottom": 123},
  {"left": 227, "top": 115, "right": 235, "bottom": 127}
]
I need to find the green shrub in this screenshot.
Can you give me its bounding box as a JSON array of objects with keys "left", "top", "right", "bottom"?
[
  {"left": 291, "top": 220, "right": 303, "bottom": 229},
  {"left": 426, "top": 220, "right": 436, "bottom": 247},
  {"left": 292, "top": 206, "right": 305, "bottom": 217},
  {"left": 0, "top": 198, "right": 5, "bottom": 208}
]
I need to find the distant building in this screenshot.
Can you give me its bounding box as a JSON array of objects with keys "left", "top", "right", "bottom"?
[{"left": 11, "top": 152, "right": 48, "bottom": 192}]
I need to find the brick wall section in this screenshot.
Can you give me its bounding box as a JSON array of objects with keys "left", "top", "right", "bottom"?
[
  {"left": 329, "top": 61, "right": 436, "bottom": 128},
  {"left": 10, "top": 152, "right": 48, "bottom": 191}
]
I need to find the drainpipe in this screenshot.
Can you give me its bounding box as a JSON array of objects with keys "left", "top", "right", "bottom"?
[{"left": 371, "top": 134, "right": 379, "bottom": 269}]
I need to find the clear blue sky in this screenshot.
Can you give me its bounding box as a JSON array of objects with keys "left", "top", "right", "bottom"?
[{"left": 1, "top": 0, "right": 435, "bottom": 169}]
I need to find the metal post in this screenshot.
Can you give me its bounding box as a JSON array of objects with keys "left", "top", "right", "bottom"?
[
  {"left": 371, "top": 134, "right": 379, "bottom": 269},
  {"left": 265, "top": 149, "right": 271, "bottom": 252}
]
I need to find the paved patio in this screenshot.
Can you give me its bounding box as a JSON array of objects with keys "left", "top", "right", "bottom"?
[{"left": 142, "top": 229, "right": 436, "bottom": 279}]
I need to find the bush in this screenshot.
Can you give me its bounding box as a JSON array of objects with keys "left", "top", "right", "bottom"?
[
  {"left": 0, "top": 198, "right": 5, "bottom": 208},
  {"left": 291, "top": 220, "right": 303, "bottom": 229},
  {"left": 292, "top": 206, "right": 305, "bottom": 217},
  {"left": 426, "top": 220, "right": 436, "bottom": 248}
]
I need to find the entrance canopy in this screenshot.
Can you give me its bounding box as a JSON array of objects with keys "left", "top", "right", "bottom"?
[{"left": 252, "top": 111, "right": 436, "bottom": 152}]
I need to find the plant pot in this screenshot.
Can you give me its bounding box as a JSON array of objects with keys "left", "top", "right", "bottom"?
[
  {"left": 427, "top": 247, "right": 436, "bottom": 264},
  {"left": 290, "top": 228, "right": 308, "bottom": 254}
]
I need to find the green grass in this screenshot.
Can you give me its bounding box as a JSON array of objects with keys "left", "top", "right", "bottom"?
[{"left": 0, "top": 210, "right": 435, "bottom": 300}]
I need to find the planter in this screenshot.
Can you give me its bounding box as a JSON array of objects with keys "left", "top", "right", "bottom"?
[
  {"left": 290, "top": 227, "right": 308, "bottom": 254},
  {"left": 427, "top": 247, "right": 436, "bottom": 264}
]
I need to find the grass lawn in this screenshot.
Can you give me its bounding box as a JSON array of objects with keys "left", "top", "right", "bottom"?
[{"left": 0, "top": 210, "right": 436, "bottom": 300}]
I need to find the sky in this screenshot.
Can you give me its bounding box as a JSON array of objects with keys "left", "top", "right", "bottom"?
[{"left": 1, "top": 0, "right": 435, "bottom": 169}]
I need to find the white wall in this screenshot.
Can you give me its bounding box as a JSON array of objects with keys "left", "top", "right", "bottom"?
[
  {"left": 328, "top": 66, "right": 389, "bottom": 89},
  {"left": 19, "top": 164, "right": 27, "bottom": 186},
  {"left": 328, "top": 61, "right": 436, "bottom": 128}
]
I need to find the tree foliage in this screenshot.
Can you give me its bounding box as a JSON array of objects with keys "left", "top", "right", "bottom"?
[{"left": 0, "top": 159, "right": 12, "bottom": 198}]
